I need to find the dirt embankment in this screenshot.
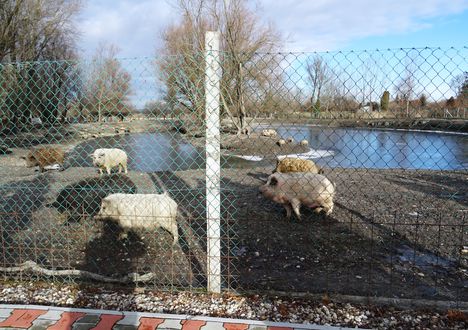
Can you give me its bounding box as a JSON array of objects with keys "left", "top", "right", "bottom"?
[
  {"left": 344, "top": 118, "right": 468, "bottom": 133},
  {"left": 248, "top": 118, "right": 468, "bottom": 133}
]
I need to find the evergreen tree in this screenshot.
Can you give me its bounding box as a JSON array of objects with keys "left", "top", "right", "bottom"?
[{"left": 380, "top": 91, "right": 390, "bottom": 111}]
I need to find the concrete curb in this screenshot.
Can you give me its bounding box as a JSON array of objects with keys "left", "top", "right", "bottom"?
[{"left": 0, "top": 304, "right": 368, "bottom": 330}]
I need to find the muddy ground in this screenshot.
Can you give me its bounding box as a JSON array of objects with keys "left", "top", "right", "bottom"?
[{"left": 0, "top": 121, "right": 467, "bottom": 303}]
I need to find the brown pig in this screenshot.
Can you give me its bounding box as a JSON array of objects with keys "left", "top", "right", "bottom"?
[
  {"left": 23, "top": 147, "right": 65, "bottom": 172},
  {"left": 259, "top": 172, "right": 335, "bottom": 219}
]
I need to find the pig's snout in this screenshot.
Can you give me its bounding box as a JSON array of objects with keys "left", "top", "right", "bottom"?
[
  {"left": 258, "top": 184, "right": 275, "bottom": 200},
  {"left": 94, "top": 208, "right": 109, "bottom": 220},
  {"left": 257, "top": 186, "right": 265, "bottom": 198},
  {"left": 258, "top": 184, "right": 268, "bottom": 194}
]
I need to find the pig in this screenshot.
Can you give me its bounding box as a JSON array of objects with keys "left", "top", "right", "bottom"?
[
  {"left": 22, "top": 147, "right": 65, "bottom": 172},
  {"left": 261, "top": 129, "right": 277, "bottom": 137},
  {"left": 259, "top": 172, "right": 335, "bottom": 219},
  {"left": 95, "top": 193, "right": 179, "bottom": 245},
  {"left": 273, "top": 157, "right": 324, "bottom": 174},
  {"left": 286, "top": 136, "right": 295, "bottom": 144},
  {"left": 299, "top": 139, "right": 309, "bottom": 147},
  {"left": 91, "top": 148, "right": 128, "bottom": 175},
  {"left": 276, "top": 139, "right": 286, "bottom": 147},
  {"left": 241, "top": 127, "right": 251, "bottom": 136}
]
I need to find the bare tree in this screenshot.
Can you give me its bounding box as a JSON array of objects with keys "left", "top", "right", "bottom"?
[
  {"left": 0, "top": 0, "right": 82, "bottom": 62},
  {"left": 394, "top": 55, "right": 419, "bottom": 117},
  {"left": 0, "top": 64, "right": 19, "bottom": 132},
  {"left": 83, "top": 43, "right": 133, "bottom": 122},
  {"left": 306, "top": 55, "right": 333, "bottom": 112},
  {"left": 0, "top": 0, "right": 83, "bottom": 128},
  {"left": 450, "top": 71, "right": 467, "bottom": 105},
  {"left": 158, "top": 13, "right": 208, "bottom": 120},
  {"left": 157, "top": 0, "right": 282, "bottom": 133},
  {"left": 217, "top": 0, "right": 281, "bottom": 131},
  {"left": 359, "top": 57, "right": 383, "bottom": 111}
]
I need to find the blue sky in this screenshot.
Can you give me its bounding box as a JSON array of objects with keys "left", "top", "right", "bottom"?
[
  {"left": 344, "top": 11, "right": 468, "bottom": 50},
  {"left": 76, "top": 0, "right": 468, "bottom": 108},
  {"left": 77, "top": 0, "right": 468, "bottom": 57}
]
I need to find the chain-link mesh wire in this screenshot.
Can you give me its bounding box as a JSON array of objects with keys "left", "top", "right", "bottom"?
[{"left": 0, "top": 47, "right": 466, "bottom": 304}]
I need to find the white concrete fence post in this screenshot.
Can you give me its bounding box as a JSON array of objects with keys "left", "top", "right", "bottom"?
[{"left": 205, "top": 31, "right": 221, "bottom": 293}]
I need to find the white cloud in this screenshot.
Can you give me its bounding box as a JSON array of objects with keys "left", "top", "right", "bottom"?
[
  {"left": 76, "top": 0, "right": 468, "bottom": 57},
  {"left": 77, "top": 0, "right": 175, "bottom": 58},
  {"left": 259, "top": 0, "right": 468, "bottom": 51}
]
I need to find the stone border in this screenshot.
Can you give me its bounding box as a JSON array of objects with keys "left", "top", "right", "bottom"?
[{"left": 0, "top": 304, "right": 366, "bottom": 330}]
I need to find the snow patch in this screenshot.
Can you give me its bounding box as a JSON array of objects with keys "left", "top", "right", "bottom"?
[
  {"left": 235, "top": 155, "right": 264, "bottom": 161},
  {"left": 277, "top": 149, "right": 334, "bottom": 160},
  {"left": 229, "top": 148, "right": 334, "bottom": 162}
]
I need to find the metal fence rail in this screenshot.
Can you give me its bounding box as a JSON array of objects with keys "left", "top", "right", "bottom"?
[{"left": 0, "top": 41, "right": 466, "bottom": 306}]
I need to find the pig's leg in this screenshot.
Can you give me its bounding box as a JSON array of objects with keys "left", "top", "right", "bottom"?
[
  {"left": 159, "top": 221, "right": 179, "bottom": 245},
  {"left": 123, "top": 162, "right": 128, "bottom": 174},
  {"left": 171, "top": 222, "right": 179, "bottom": 245},
  {"left": 118, "top": 164, "right": 122, "bottom": 173},
  {"left": 304, "top": 201, "right": 322, "bottom": 214},
  {"left": 284, "top": 204, "right": 292, "bottom": 219},
  {"left": 98, "top": 167, "right": 103, "bottom": 175},
  {"left": 322, "top": 200, "right": 334, "bottom": 215},
  {"left": 291, "top": 198, "right": 301, "bottom": 220},
  {"left": 106, "top": 166, "right": 111, "bottom": 175},
  {"left": 313, "top": 207, "right": 323, "bottom": 214}
]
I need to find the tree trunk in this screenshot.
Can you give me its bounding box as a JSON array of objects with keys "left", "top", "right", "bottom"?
[
  {"left": 236, "top": 62, "right": 246, "bottom": 134},
  {"left": 98, "top": 88, "right": 103, "bottom": 122},
  {"left": 220, "top": 93, "right": 242, "bottom": 132}
]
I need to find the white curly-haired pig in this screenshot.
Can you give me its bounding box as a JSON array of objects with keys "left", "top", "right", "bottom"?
[
  {"left": 276, "top": 139, "right": 286, "bottom": 147},
  {"left": 91, "top": 148, "right": 128, "bottom": 175},
  {"left": 261, "top": 129, "right": 277, "bottom": 137},
  {"left": 95, "top": 193, "right": 179, "bottom": 245},
  {"left": 259, "top": 172, "right": 335, "bottom": 219}
]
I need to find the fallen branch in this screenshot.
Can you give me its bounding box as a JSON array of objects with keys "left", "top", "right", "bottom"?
[{"left": 0, "top": 260, "right": 157, "bottom": 283}]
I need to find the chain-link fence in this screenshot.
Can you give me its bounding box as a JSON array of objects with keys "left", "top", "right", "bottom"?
[{"left": 0, "top": 41, "right": 466, "bottom": 306}]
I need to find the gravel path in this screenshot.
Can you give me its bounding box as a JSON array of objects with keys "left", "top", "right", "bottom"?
[{"left": 0, "top": 283, "right": 466, "bottom": 329}]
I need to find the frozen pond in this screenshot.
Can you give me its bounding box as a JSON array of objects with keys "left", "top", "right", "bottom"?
[{"left": 68, "top": 127, "right": 468, "bottom": 172}]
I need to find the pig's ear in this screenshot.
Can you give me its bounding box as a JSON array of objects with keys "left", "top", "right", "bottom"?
[{"left": 269, "top": 177, "right": 278, "bottom": 186}]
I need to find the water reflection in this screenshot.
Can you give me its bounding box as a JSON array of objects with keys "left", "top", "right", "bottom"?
[
  {"left": 274, "top": 126, "right": 467, "bottom": 170},
  {"left": 67, "top": 128, "right": 467, "bottom": 172},
  {"left": 67, "top": 133, "right": 203, "bottom": 172}
]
